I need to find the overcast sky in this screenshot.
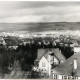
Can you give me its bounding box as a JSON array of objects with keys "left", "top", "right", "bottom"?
[{"left": 0, "top": 1, "right": 80, "bottom": 23}]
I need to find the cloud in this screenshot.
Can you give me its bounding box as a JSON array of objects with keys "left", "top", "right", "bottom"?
[
  {"left": 0, "top": 2, "right": 80, "bottom": 22},
  {"left": 0, "top": 16, "right": 44, "bottom": 23}
]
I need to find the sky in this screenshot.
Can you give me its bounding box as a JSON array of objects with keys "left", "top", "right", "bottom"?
[{"left": 0, "top": 1, "right": 80, "bottom": 23}]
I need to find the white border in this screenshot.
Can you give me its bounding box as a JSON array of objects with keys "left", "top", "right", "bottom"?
[{"left": 0, "top": 0, "right": 80, "bottom": 1}]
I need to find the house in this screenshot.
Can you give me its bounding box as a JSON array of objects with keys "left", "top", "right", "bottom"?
[
  {"left": 34, "top": 48, "right": 66, "bottom": 75},
  {"left": 74, "top": 45, "right": 80, "bottom": 54},
  {"left": 51, "top": 51, "right": 80, "bottom": 79},
  {"left": 64, "top": 43, "right": 69, "bottom": 47},
  {"left": 59, "top": 42, "right": 64, "bottom": 47},
  {"left": 34, "top": 49, "right": 50, "bottom": 74},
  {"left": 0, "top": 37, "right": 6, "bottom": 45},
  {"left": 50, "top": 48, "right": 66, "bottom": 63},
  {"left": 42, "top": 37, "right": 52, "bottom": 44},
  {"left": 52, "top": 41, "right": 56, "bottom": 47},
  {"left": 70, "top": 43, "right": 74, "bottom": 47},
  {"left": 8, "top": 46, "right": 18, "bottom": 50}
]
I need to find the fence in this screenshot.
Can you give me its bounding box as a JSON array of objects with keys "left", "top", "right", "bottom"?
[{"left": 52, "top": 73, "right": 79, "bottom": 79}]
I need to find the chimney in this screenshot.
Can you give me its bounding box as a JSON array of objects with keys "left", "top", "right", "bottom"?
[{"left": 73, "top": 57, "right": 77, "bottom": 70}]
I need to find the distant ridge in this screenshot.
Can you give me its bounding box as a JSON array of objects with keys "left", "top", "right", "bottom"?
[{"left": 0, "top": 22, "right": 80, "bottom": 32}]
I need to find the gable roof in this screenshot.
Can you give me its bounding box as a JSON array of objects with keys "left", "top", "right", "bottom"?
[
  {"left": 44, "top": 50, "right": 49, "bottom": 60},
  {"left": 49, "top": 48, "right": 66, "bottom": 62},
  {"left": 52, "top": 51, "right": 80, "bottom": 76},
  {"left": 35, "top": 49, "right": 48, "bottom": 61},
  {"left": 35, "top": 48, "right": 66, "bottom": 62}
]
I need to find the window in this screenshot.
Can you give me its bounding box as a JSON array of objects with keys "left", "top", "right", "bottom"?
[{"left": 42, "top": 62, "right": 46, "bottom": 67}]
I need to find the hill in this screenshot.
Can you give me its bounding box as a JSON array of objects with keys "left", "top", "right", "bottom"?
[{"left": 0, "top": 22, "right": 80, "bottom": 32}]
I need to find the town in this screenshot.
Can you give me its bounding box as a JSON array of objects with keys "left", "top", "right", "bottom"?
[{"left": 0, "top": 32, "right": 79, "bottom": 78}]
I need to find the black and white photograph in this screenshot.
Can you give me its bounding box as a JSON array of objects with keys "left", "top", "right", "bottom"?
[{"left": 0, "top": 1, "right": 79, "bottom": 79}]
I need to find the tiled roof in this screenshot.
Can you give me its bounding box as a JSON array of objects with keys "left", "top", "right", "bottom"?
[
  {"left": 35, "top": 48, "right": 66, "bottom": 62},
  {"left": 52, "top": 51, "right": 80, "bottom": 76},
  {"left": 34, "top": 49, "right": 48, "bottom": 67},
  {"left": 35, "top": 49, "right": 48, "bottom": 61},
  {"left": 50, "top": 48, "right": 66, "bottom": 62}
]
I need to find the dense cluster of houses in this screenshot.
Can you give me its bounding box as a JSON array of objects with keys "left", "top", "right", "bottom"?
[
  {"left": 0, "top": 36, "right": 18, "bottom": 50},
  {"left": 0, "top": 34, "right": 80, "bottom": 78},
  {"left": 0, "top": 34, "right": 80, "bottom": 52},
  {"left": 31, "top": 35, "right": 80, "bottom": 78},
  {"left": 32, "top": 47, "right": 80, "bottom": 78}
]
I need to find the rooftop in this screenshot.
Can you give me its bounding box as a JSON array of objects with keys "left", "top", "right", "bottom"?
[
  {"left": 35, "top": 49, "right": 48, "bottom": 61},
  {"left": 35, "top": 48, "right": 66, "bottom": 62},
  {"left": 52, "top": 51, "right": 80, "bottom": 76}
]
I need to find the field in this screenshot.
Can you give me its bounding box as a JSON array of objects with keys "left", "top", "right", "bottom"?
[{"left": 0, "top": 22, "right": 80, "bottom": 32}]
